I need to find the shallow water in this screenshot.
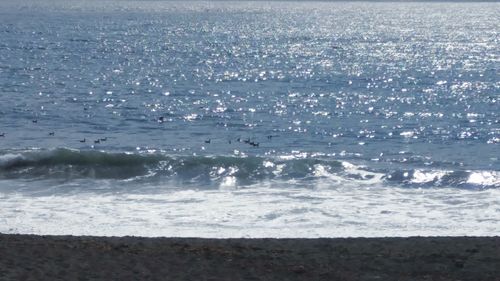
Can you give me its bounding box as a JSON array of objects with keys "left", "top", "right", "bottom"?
[{"left": 0, "top": 0, "right": 498, "bottom": 237}]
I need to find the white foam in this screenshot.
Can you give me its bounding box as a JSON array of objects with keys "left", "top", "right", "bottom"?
[
  {"left": 341, "top": 161, "right": 358, "bottom": 170},
  {"left": 1, "top": 185, "right": 498, "bottom": 238},
  {"left": 468, "top": 171, "right": 500, "bottom": 187},
  {"left": 411, "top": 170, "right": 449, "bottom": 184}
]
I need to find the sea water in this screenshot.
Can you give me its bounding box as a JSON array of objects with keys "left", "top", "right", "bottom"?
[{"left": 0, "top": 0, "right": 498, "bottom": 237}]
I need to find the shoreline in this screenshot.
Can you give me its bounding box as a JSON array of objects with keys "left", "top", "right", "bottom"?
[{"left": 1, "top": 234, "right": 499, "bottom": 280}]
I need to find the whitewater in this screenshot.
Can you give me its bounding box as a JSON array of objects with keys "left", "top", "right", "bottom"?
[{"left": 0, "top": 0, "right": 498, "bottom": 237}]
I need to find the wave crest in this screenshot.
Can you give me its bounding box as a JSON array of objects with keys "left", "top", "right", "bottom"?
[{"left": 0, "top": 148, "right": 498, "bottom": 189}]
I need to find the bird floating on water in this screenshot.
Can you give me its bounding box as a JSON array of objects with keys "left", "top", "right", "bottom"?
[
  {"left": 249, "top": 141, "right": 259, "bottom": 147},
  {"left": 79, "top": 138, "right": 86, "bottom": 143}
]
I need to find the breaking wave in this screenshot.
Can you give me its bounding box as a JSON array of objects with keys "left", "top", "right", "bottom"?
[{"left": 0, "top": 148, "right": 498, "bottom": 189}]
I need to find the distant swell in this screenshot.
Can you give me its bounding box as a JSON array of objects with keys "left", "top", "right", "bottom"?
[{"left": 0, "top": 148, "right": 498, "bottom": 189}]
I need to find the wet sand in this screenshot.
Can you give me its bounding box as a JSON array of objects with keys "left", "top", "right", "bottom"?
[{"left": 0, "top": 234, "right": 499, "bottom": 281}]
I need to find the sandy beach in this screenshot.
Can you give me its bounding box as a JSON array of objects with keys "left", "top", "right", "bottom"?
[{"left": 0, "top": 234, "right": 499, "bottom": 281}]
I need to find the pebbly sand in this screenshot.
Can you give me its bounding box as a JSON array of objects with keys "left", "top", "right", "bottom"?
[{"left": 0, "top": 234, "right": 499, "bottom": 281}]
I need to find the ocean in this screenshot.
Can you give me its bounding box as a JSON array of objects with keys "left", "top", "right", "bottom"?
[{"left": 0, "top": 0, "right": 498, "bottom": 238}]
